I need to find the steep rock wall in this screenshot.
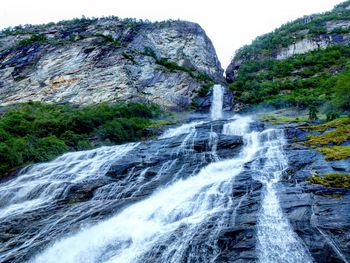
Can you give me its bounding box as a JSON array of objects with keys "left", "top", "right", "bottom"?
[{"left": 0, "top": 18, "right": 224, "bottom": 110}]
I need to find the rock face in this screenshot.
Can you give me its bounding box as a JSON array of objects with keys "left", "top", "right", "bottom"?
[
  {"left": 0, "top": 18, "right": 224, "bottom": 110},
  {"left": 0, "top": 117, "right": 349, "bottom": 262}
]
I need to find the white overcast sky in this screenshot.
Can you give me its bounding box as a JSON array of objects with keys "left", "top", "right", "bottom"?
[{"left": 0, "top": 0, "right": 345, "bottom": 68}]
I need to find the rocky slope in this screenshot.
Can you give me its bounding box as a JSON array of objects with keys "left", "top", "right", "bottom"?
[
  {"left": 0, "top": 117, "right": 349, "bottom": 262},
  {"left": 226, "top": 1, "right": 350, "bottom": 83},
  {"left": 0, "top": 17, "right": 224, "bottom": 110}
]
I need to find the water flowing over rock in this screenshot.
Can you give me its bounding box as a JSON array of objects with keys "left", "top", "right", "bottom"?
[
  {"left": 210, "top": 84, "right": 224, "bottom": 120},
  {"left": 0, "top": 93, "right": 349, "bottom": 262},
  {"left": 0, "top": 117, "right": 348, "bottom": 262}
]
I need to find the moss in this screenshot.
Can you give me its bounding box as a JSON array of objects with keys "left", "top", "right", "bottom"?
[
  {"left": 258, "top": 115, "right": 308, "bottom": 123},
  {"left": 320, "top": 193, "right": 343, "bottom": 198},
  {"left": 122, "top": 52, "right": 136, "bottom": 63},
  {"left": 67, "top": 199, "right": 80, "bottom": 205},
  {"left": 147, "top": 120, "right": 174, "bottom": 128},
  {"left": 306, "top": 173, "right": 350, "bottom": 188},
  {"left": 316, "top": 145, "right": 350, "bottom": 160},
  {"left": 305, "top": 117, "right": 350, "bottom": 132},
  {"left": 304, "top": 117, "right": 350, "bottom": 159},
  {"left": 308, "top": 126, "right": 350, "bottom": 146}
]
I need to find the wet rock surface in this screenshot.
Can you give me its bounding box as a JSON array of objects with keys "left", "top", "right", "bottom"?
[{"left": 0, "top": 119, "right": 349, "bottom": 262}]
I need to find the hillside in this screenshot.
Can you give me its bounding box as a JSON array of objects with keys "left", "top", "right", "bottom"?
[
  {"left": 0, "top": 17, "right": 224, "bottom": 110},
  {"left": 226, "top": 1, "right": 350, "bottom": 114}
]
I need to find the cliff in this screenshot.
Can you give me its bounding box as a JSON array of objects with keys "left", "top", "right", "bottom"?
[
  {"left": 0, "top": 17, "right": 224, "bottom": 110},
  {"left": 226, "top": 1, "right": 350, "bottom": 83},
  {"left": 225, "top": 1, "right": 350, "bottom": 111}
]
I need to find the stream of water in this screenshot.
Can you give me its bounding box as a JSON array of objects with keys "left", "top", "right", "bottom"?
[{"left": 0, "top": 84, "right": 316, "bottom": 263}]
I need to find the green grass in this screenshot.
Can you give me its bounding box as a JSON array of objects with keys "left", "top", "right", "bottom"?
[
  {"left": 306, "top": 173, "right": 350, "bottom": 188},
  {"left": 308, "top": 126, "right": 350, "bottom": 146},
  {"left": 0, "top": 102, "right": 161, "bottom": 177},
  {"left": 258, "top": 115, "right": 309, "bottom": 123},
  {"left": 257, "top": 108, "right": 319, "bottom": 123},
  {"left": 305, "top": 117, "right": 350, "bottom": 131},
  {"left": 147, "top": 120, "right": 174, "bottom": 128},
  {"left": 316, "top": 146, "right": 350, "bottom": 161},
  {"left": 302, "top": 117, "right": 350, "bottom": 160}
]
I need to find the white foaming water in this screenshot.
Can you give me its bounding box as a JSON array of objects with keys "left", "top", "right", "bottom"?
[
  {"left": 210, "top": 84, "right": 224, "bottom": 120},
  {"left": 29, "top": 116, "right": 259, "bottom": 263},
  {"left": 223, "top": 115, "right": 252, "bottom": 136},
  {"left": 0, "top": 143, "right": 137, "bottom": 218},
  {"left": 253, "top": 129, "right": 313, "bottom": 263},
  {"left": 160, "top": 121, "right": 204, "bottom": 139}
]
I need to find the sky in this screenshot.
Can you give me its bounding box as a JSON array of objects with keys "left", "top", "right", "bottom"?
[{"left": 0, "top": 0, "right": 345, "bottom": 69}]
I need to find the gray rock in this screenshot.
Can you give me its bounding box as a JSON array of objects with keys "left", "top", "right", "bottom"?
[{"left": 0, "top": 18, "right": 224, "bottom": 110}]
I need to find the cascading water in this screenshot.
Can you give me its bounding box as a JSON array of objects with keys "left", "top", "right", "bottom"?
[
  {"left": 0, "top": 86, "right": 319, "bottom": 263},
  {"left": 252, "top": 129, "right": 313, "bottom": 263},
  {"left": 0, "top": 144, "right": 137, "bottom": 219},
  {"left": 210, "top": 84, "right": 224, "bottom": 120},
  {"left": 28, "top": 116, "right": 257, "bottom": 263}
]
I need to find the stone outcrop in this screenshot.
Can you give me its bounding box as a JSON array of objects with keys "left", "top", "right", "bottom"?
[{"left": 0, "top": 18, "right": 224, "bottom": 110}]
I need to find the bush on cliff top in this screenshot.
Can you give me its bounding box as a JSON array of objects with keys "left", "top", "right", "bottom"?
[{"left": 0, "top": 102, "right": 160, "bottom": 177}]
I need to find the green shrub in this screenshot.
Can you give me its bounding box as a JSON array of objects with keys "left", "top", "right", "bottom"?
[
  {"left": 0, "top": 102, "right": 161, "bottom": 177},
  {"left": 18, "top": 33, "right": 47, "bottom": 46},
  {"left": 229, "top": 45, "right": 350, "bottom": 111},
  {"left": 332, "top": 66, "right": 350, "bottom": 112}
]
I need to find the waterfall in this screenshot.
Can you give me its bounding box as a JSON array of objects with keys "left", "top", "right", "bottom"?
[
  {"left": 253, "top": 129, "right": 313, "bottom": 263},
  {"left": 0, "top": 109, "right": 317, "bottom": 262},
  {"left": 160, "top": 121, "right": 204, "bottom": 139},
  {"left": 0, "top": 144, "right": 137, "bottom": 220},
  {"left": 28, "top": 116, "right": 260, "bottom": 263},
  {"left": 210, "top": 84, "right": 224, "bottom": 120}
]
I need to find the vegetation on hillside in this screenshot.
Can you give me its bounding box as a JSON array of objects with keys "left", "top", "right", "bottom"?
[
  {"left": 229, "top": 45, "right": 350, "bottom": 115},
  {"left": 0, "top": 102, "right": 161, "bottom": 177},
  {"left": 229, "top": 1, "right": 350, "bottom": 115},
  {"left": 234, "top": 1, "right": 350, "bottom": 60}
]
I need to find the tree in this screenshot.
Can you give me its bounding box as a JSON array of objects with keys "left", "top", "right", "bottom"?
[{"left": 332, "top": 67, "right": 350, "bottom": 113}]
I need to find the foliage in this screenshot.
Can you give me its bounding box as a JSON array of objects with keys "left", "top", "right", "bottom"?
[
  {"left": 229, "top": 45, "right": 350, "bottom": 110},
  {"left": 332, "top": 66, "right": 350, "bottom": 112},
  {"left": 305, "top": 117, "right": 350, "bottom": 132},
  {"left": 95, "top": 34, "right": 122, "bottom": 47},
  {"left": 142, "top": 46, "right": 213, "bottom": 85},
  {"left": 198, "top": 82, "right": 214, "bottom": 97},
  {"left": 316, "top": 145, "right": 350, "bottom": 160},
  {"left": 306, "top": 173, "right": 350, "bottom": 188},
  {"left": 303, "top": 116, "right": 350, "bottom": 160},
  {"left": 0, "top": 102, "right": 161, "bottom": 177},
  {"left": 308, "top": 104, "right": 319, "bottom": 121},
  {"left": 122, "top": 52, "right": 136, "bottom": 63},
  {"left": 233, "top": 4, "right": 350, "bottom": 60},
  {"left": 18, "top": 34, "right": 47, "bottom": 46}
]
